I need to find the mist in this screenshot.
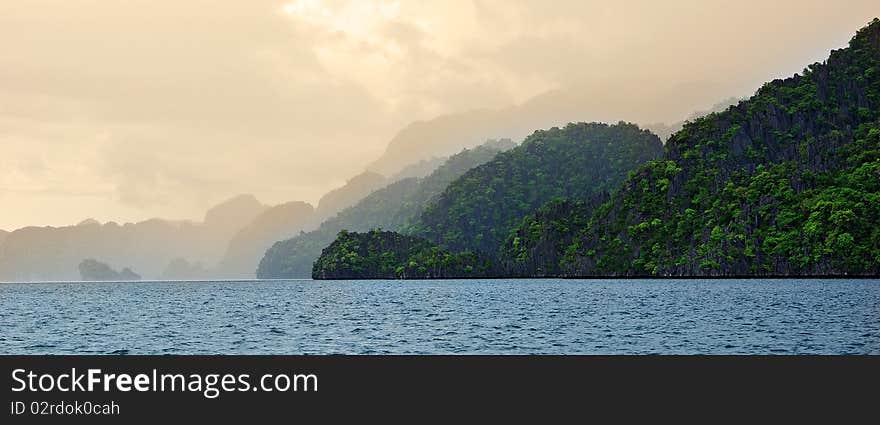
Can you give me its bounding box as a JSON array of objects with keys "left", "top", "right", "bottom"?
[{"left": 1, "top": 0, "right": 877, "bottom": 230}]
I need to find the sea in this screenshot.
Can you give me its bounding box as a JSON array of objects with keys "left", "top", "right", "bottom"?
[{"left": 1, "top": 278, "right": 878, "bottom": 354}]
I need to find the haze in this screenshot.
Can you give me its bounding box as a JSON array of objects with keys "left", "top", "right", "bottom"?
[{"left": 1, "top": 0, "right": 876, "bottom": 231}]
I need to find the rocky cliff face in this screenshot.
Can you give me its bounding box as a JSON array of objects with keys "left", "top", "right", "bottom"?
[
  {"left": 565, "top": 19, "right": 880, "bottom": 276},
  {"left": 498, "top": 196, "right": 605, "bottom": 277}
]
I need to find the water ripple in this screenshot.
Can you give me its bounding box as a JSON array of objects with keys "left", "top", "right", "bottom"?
[{"left": 0, "top": 278, "right": 878, "bottom": 354}]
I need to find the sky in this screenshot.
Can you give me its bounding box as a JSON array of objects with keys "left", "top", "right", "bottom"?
[{"left": 1, "top": 0, "right": 877, "bottom": 231}]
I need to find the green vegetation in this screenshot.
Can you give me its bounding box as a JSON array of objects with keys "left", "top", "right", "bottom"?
[
  {"left": 318, "top": 19, "right": 880, "bottom": 279},
  {"left": 314, "top": 122, "right": 663, "bottom": 279},
  {"left": 412, "top": 122, "right": 664, "bottom": 254},
  {"left": 257, "top": 140, "right": 514, "bottom": 278},
  {"left": 565, "top": 18, "right": 880, "bottom": 276},
  {"left": 499, "top": 198, "right": 595, "bottom": 276},
  {"left": 312, "top": 230, "right": 497, "bottom": 279}
]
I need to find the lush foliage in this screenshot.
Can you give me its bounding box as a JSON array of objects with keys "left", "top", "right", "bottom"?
[
  {"left": 257, "top": 140, "right": 513, "bottom": 278},
  {"left": 498, "top": 198, "right": 597, "bottom": 276},
  {"left": 564, "top": 19, "right": 880, "bottom": 276},
  {"left": 313, "top": 122, "right": 662, "bottom": 278},
  {"left": 310, "top": 19, "right": 880, "bottom": 279},
  {"left": 412, "top": 122, "right": 664, "bottom": 254},
  {"left": 313, "top": 230, "right": 498, "bottom": 279}
]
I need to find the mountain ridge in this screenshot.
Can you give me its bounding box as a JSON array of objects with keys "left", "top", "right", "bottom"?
[
  {"left": 512, "top": 18, "right": 880, "bottom": 277},
  {"left": 411, "top": 122, "right": 664, "bottom": 255},
  {"left": 257, "top": 139, "right": 514, "bottom": 279},
  {"left": 313, "top": 122, "right": 665, "bottom": 278}
]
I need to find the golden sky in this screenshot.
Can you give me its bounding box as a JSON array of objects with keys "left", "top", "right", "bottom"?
[{"left": 1, "top": 0, "right": 877, "bottom": 230}]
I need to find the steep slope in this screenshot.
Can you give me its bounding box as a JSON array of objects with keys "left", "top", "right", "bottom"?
[
  {"left": 314, "top": 171, "right": 388, "bottom": 220},
  {"left": 390, "top": 157, "right": 447, "bottom": 181},
  {"left": 203, "top": 194, "right": 269, "bottom": 237},
  {"left": 367, "top": 109, "right": 522, "bottom": 176},
  {"left": 312, "top": 230, "right": 497, "bottom": 279},
  {"left": 564, "top": 19, "right": 880, "bottom": 276},
  {"left": 214, "top": 201, "right": 316, "bottom": 278},
  {"left": 499, "top": 198, "right": 600, "bottom": 277},
  {"left": 644, "top": 97, "right": 743, "bottom": 141},
  {"left": 412, "top": 122, "right": 664, "bottom": 255},
  {"left": 257, "top": 140, "right": 513, "bottom": 278}
]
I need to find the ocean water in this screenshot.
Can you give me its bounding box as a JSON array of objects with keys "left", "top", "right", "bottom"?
[{"left": 0, "top": 279, "right": 878, "bottom": 354}]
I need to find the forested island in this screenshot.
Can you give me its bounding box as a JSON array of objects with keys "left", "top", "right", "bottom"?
[{"left": 310, "top": 19, "right": 880, "bottom": 279}]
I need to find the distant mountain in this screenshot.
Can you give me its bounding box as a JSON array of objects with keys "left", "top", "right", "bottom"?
[
  {"left": 367, "top": 109, "right": 517, "bottom": 176},
  {"left": 257, "top": 139, "right": 514, "bottom": 278},
  {"left": 366, "top": 76, "right": 741, "bottom": 178},
  {"left": 390, "top": 156, "right": 447, "bottom": 181},
  {"left": 315, "top": 171, "right": 388, "bottom": 220},
  {"left": 77, "top": 218, "right": 100, "bottom": 226},
  {"left": 0, "top": 194, "right": 268, "bottom": 281},
  {"left": 78, "top": 259, "right": 140, "bottom": 281},
  {"left": 160, "top": 257, "right": 208, "bottom": 280},
  {"left": 0, "top": 153, "right": 446, "bottom": 281},
  {"left": 203, "top": 194, "right": 269, "bottom": 234},
  {"left": 644, "top": 97, "right": 744, "bottom": 141},
  {"left": 214, "top": 201, "right": 317, "bottom": 278}
]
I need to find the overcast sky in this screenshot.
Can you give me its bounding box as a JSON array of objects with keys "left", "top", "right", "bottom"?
[{"left": 1, "top": 0, "right": 877, "bottom": 230}]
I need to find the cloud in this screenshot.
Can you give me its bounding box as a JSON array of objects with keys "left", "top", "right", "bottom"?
[{"left": 0, "top": 0, "right": 878, "bottom": 229}]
